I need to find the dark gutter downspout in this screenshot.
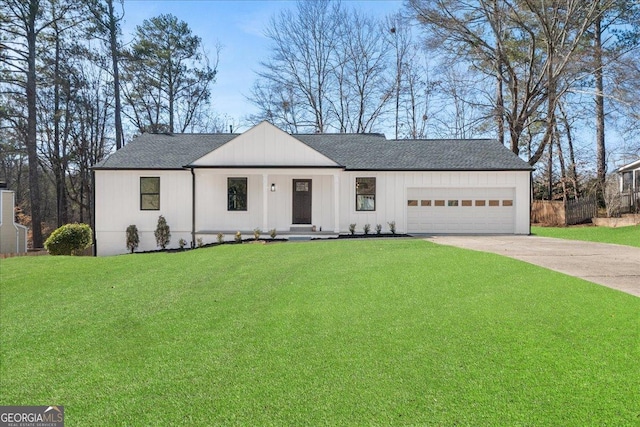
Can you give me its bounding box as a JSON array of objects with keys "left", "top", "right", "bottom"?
[
  {"left": 529, "top": 169, "right": 533, "bottom": 235},
  {"left": 191, "top": 167, "right": 196, "bottom": 248}
]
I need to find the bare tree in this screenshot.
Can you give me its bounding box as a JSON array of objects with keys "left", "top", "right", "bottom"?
[
  {"left": 332, "top": 10, "right": 391, "bottom": 133},
  {"left": 408, "top": 0, "right": 609, "bottom": 166},
  {"left": 256, "top": 0, "right": 341, "bottom": 132}
]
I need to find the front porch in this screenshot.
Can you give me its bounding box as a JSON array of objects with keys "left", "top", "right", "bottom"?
[{"left": 193, "top": 168, "right": 344, "bottom": 236}]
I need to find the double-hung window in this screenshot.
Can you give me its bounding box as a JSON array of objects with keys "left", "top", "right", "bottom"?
[
  {"left": 356, "top": 177, "right": 376, "bottom": 211},
  {"left": 228, "top": 177, "right": 247, "bottom": 211},
  {"left": 140, "top": 177, "right": 160, "bottom": 210}
]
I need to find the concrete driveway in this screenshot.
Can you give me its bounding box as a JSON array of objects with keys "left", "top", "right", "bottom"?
[{"left": 424, "top": 235, "right": 640, "bottom": 297}]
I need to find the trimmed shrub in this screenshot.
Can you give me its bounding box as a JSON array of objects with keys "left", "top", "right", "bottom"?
[
  {"left": 196, "top": 237, "right": 204, "bottom": 248},
  {"left": 45, "top": 223, "right": 93, "bottom": 256},
  {"left": 178, "top": 238, "right": 187, "bottom": 249},
  {"left": 155, "top": 215, "right": 171, "bottom": 249},
  {"left": 235, "top": 231, "right": 242, "bottom": 243},
  {"left": 388, "top": 221, "right": 396, "bottom": 235},
  {"left": 269, "top": 228, "right": 277, "bottom": 240},
  {"left": 363, "top": 224, "right": 371, "bottom": 235},
  {"left": 375, "top": 224, "right": 382, "bottom": 235},
  {"left": 253, "top": 228, "right": 261, "bottom": 240},
  {"left": 217, "top": 233, "right": 225, "bottom": 244},
  {"left": 349, "top": 223, "right": 356, "bottom": 235},
  {"left": 126, "top": 225, "right": 139, "bottom": 253}
]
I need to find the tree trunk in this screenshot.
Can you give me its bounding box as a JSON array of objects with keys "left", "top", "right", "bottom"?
[
  {"left": 547, "top": 136, "right": 553, "bottom": 200},
  {"left": 496, "top": 66, "right": 505, "bottom": 147},
  {"left": 558, "top": 101, "right": 579, "bottom": 198},
  {"left": 107, "top": 0, "right": 124, "bottom": 150},
  {"left": 594, "top": 12, "right": 606, "bottom": 203},
  {"left": 26, "top": 5, "right": 43, "bottom": 248}
]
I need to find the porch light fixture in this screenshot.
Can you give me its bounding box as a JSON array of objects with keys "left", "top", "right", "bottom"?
[{"left": 271, "top": 183, "right": 276, "bottom": 192}]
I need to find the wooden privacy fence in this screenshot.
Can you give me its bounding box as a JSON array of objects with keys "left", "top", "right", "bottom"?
[
  {"left": 565, "top": 196, "right": 598, "bottom": 225},
  {"left": 532, "top": 196, "right": 597, "bottom": 226}
]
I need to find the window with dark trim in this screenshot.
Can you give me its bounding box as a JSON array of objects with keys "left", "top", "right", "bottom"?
[
  {"left": 356, "top": 177, "right": 376, "bottom": 211},
  {"left": 140, "top": 177, "right": 160, "bottom": 210},
  {"left": 228, "top": 177, "right": 247, "bottom": 211}
]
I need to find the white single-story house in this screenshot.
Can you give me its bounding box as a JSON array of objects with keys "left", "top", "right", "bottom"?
[
  {"left": 0, "top": 185, "right": 28, "bottom": 254},
  {"left": 617, "top": 158, "right": 640, "bottom": 193},
  {"left": 93, "top": 121, "right": 532, "bottom": 256},
  {"left": 617, "top": 158, "right": 640, "bottom": 213}
]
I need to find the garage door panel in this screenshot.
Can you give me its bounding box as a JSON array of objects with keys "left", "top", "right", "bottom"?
[{"left": 407, "top": 187, "right": 515, "bottom": 234}]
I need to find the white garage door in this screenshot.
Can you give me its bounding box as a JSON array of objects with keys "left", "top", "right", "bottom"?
[{"left": 407, "top": 187, "right": 516, "bottom": 234}]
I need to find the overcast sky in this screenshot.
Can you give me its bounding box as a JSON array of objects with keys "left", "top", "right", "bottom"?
[{"left": 122, "top": 0, "right": 404, "bottom": 132}]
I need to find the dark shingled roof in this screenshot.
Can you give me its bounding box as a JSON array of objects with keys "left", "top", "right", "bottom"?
[
  {"left": 94, "top": 131, "right": 532, "bottom": 171},
  {"left": 94, "top": 133, "right": 238, "bottom": 169},
  {"left": 296, "top": 134, "right": 531, "bottom": 170}
]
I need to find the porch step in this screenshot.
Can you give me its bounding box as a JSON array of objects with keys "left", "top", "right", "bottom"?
[{"left": 290, "top": 226, "right": 314, "bottom": 232}]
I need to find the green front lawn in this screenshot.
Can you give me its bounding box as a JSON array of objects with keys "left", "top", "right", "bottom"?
[
  {"left": 532, "top": 224, "right": 640, "bottom": 247},
  {"left": 1, "top": 240, "right": 638, "bottom": 425}
]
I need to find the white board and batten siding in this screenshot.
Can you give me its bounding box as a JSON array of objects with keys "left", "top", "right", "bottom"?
[
  {"left": 339, "top": 170, "right": 530, "bottom": 235},
  {"left": 94, "top": 170, "right": 193, "bottom": 256}
]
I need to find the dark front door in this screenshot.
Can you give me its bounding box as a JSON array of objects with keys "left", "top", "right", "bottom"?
[{"left": 292, "top": 179, "right": 312, "bottom": 224}]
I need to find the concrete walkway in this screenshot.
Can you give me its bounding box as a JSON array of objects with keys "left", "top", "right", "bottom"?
[{"left": 424, "top": 235, "right": 640, "bottom": 297}]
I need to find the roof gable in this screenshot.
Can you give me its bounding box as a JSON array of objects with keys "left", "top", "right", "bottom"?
[{"left": 190, "top": 121, "right": 340, "bottom": 167}]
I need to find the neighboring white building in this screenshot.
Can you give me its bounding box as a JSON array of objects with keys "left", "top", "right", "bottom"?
[
  {"left": 617, "top": 158, "right": 640, "bottom": 213},
  {"left": 93, "top": 121, "right": 532, "bottom": 256},
  {"left": 617, "top": 158, "right": 640, "bottom": 193},
  {"left": 0, "top": 187, "right": 28, "bottom": 254}
]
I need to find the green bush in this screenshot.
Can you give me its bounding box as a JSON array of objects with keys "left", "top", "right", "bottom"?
[
  {"left": 155, "top": 215, "right": 171, "bottom": 249},
  {"left": 126, "top": 225, "right": 139, "bottom": 253},
  {"left": 44, "top": 223, "right": 93, "bottom": 256}
]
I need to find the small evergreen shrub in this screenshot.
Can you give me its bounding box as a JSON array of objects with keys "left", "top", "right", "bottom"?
[
  {"left": 269, "top": 228, "right": 277, "bottom": 240},
  {"left": 375, "top": 224, "right": 382, "bottom": 235},
  {"left": 197, "top": 237, "right": 204, "bottom": 248},
  {"left": 217, "top": 233, "right": 225, "bottom": 244},
  {"left": 349, "top": 223, "right": 356, "bottom": 235},
  {"left": 235, "top": 231, "right": 242, "bottom": 243},
  {"left": 363, "top": 224, "right": 371, "bottom": 235},
  {"left": 253, "top": 228, "right": 261, "bottom": 240},
  {"left": 388, "top": 221, "right": 396, "bottom": 235},
  {"left": 126, "top": 225, "right": 139, "bottom": 253},
  {"left": 155, "top": 215, "right": 171, "bottom": 249},
  {"left": 45, "top": 223, "right": 93, "bottom": 256},
  {"left": 178, "top": 238, "right": 187, "bottom": 249}
]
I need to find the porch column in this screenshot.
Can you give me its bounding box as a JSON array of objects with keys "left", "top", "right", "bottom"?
[
  {"left": 334, "top": 173, "right": 340, "bottom": 233},
  {"left": 263, "top": 173, "right": 269, "bottom": 232}
]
